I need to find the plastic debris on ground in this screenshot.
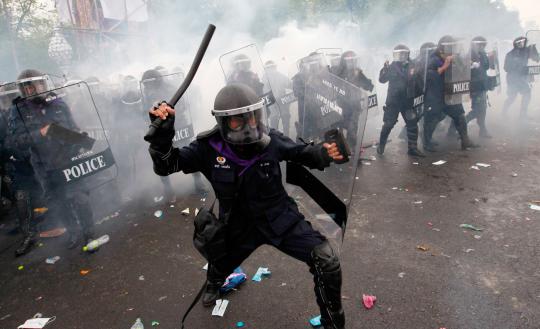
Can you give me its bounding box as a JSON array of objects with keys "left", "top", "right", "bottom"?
[
  {"left": 416, "top": 244, "right": 430, "bottom": 252},
  {"left": 252, "top": 267, "right": 271, "bottom": 282},
  {"left": 474, "top": 235, "right": 482, "bottom": 240},
  {"left": 236, "top": 321, "right": 245, "bottom": 328},
  {"left": 309, "top": 315, "right": 322, "bottom": 327},
  {"left": 151, "top": 321, "right": 159, "bottom": 326},
  {"left": 529, "top": 204, "right": 540, "bottom": 211},
  {"left": 413, "top": 162, "right": 419, "bottom": 165},
  {"left": 511, "top": 172, "right": 518, "bottom": 177},
  {"left": 139, "top": 275, "right": 145, "bottom": 281},
  {"left": 45, "top": 256, "right": 60, "bottom": 264},
  {"left": 158, "top": 296, "right": 167, "bottom": 301},
  {"left": 154, "top": 196, "right": 164, "bottom": 203},
  {"left": 33, "top": 207, "right": 48, "bottom": 215},
  {"left": 18, "top": 265, "right": 24, "bottom": 271},
  {"left": 432, "top": 160, "right": 447, "bottom": 166},
  {"left": 130, "top": 318, "right": 144, "bottom": 329},
  {"left": 17, "top": 316, "right": 56, "bottom": 329},
  {"left": 464, "top": 249, "right": 475, "bottom": 253},
  {"left": 476, "top": 163, "right": 491, "bottom": 168},
  {"left": 221, "top": 267, "right": 247, "bottom": 292},
  {"left": 80, "top": 269, "right": 90, "bottom": 275},
  {"left": 212, "top": 299, "right": 229, "bottom": 317},
  {"left": 362, "top": 294, "right": 377, "bottom": 309},
  {"left": 83, "top": 234, "right": 110, "bottom": 252},
  {"left": 398, "top": 272, "right": 406, "bottom": 278},
  {"left": 39, "top": 227, "right": 66, "bottom": 238},
  {"left": 181, "top": 208, "right": 190, "bottom": 215},
  {"left": 459, "top": 224, "right": 483, "bottom": 231},
  {"left": 154, "top": 210, "right": 163, "bottom": 218},
  {"left": 413, "top": 201, "right": 423, "bottom": 205},
  {"left": 470, "top": 165, "right": 480, "bottom": 170}
]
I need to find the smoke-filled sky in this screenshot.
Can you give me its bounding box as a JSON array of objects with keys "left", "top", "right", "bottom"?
[{"left": 505, "top": 0, "right": 540, "bottom": 28}]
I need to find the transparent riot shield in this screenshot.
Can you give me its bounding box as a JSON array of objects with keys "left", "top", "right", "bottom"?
[
  {"left": 443, "top": 39, "right": 471, "bottom": 105},
  {"left": 140, "top": 72, "right": 195, "bottom": 148},
  {"left": 15, "top": 83, "right": 117, "bottom": 191},
  {"left": 315, "top": 48, "right": 343, "bottom": 73},
  {"left": 487, "top": 43, "right": 502, "bottom": 92},
  {"left": 526, "top": 30, "right": 540, "bottom": 76},
  {"left": 287, "top": 70, "right": 369, "bottom": 254},
  {"left": 219, "top": 44, "right": 275, "bottom": 106},
  {"left": 409, "top": 50, "right": 427, "bottom": 119}
]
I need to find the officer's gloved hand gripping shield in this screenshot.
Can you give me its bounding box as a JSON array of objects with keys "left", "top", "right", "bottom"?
[
  {"left": 287, "top": 70, "right": 369, "bottom": 255},
  {"left": 442, "top": 38, "right": 472, "bottom": 106},
  {"left": 140, "top": 72, "right": 195, "bottom": 148},
  {"left": 526, "top": 30, "right": 540, "bottom": 75},
  {"left": 15, "top": 82, "right": 117, "bottom": 190}
]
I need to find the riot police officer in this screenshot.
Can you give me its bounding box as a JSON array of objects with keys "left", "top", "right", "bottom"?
[
  {"left": 227, "top": 54, "right": 264, "bottom": 95},
  {"left": 467, "top": 36, "right": 492, "bottom": 137},
  {"left": 423, "top": 36, "right": 478, "bottom": 152},
  {"left": 334, "top": 50, "right": 374, "bottom": 92},
  {"left": 377, "top": 45, "right": 425, "bottom": 157},
  {"left": 502, "top": 36, "right": 539, "bottom": 119},
  {"left": 147, "top": 83, "right": 346, "bottom": 329},
  {"left": 263, "top": 60, "right": 292, "bottom": 135},
  {"left": 7, "top": 69, "right": 95, "bottom": 250}
]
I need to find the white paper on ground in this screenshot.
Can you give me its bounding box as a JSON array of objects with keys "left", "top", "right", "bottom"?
[
  {"left": 18, "top": 317, "right": 54, "bottom": 329},
  {"left": 212, "top": 299, "right": 229, "bottom": 317}
]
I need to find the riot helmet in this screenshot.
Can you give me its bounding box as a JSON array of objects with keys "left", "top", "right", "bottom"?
[
  {"left": 299, "top": 52, "right": 325, "bottom": 75},
  {"left": 471, "top": 36, "right": 488, "bottom": 53},
  {"left": 393, "top": 44, "right": 410, "bottom": 62},
  {"left": 141, "top": 69, "right": 165, "bottom": 91},
  {"left": 154, "top": 65, "right": 168, "bottom": 76},
  {"left": 232, "top": 54, "right": 252, "bottom": 72},
  {"left": 341, "top": 50, "right": 359, "bottom": 70},
  {"left": 438, "top": 35, "right": 458, "bottom": 58},
  {"left": 15, "top": 69, "right": 53, "bottom": 98},
  {"left": 513, "top": 36, "right": 527, "bottom": 49},
  {"left": 264, "top": 60, "right": 277, "bottom": 71},
  {"left": 211, "top": 83, "right": 268, "bottom": 146}
]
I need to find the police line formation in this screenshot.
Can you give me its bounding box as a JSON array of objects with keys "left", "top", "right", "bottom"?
[{"left": 0, "top": 32, "right": 539, "bottom": 329}]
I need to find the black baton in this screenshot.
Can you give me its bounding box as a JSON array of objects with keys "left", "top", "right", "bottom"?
[{"left": 144, "top": 24, "right": 216, "bottom": 141}]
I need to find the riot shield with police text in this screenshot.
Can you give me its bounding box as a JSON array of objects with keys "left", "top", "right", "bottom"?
[
  {"left": 288, "top": 70, "right": 368, "bottom": 254},
  {"left": 15, "top": 83, "right": 117, "bottom": 191},
  {"left": 487, "top": 44, "right": 502, "bottom": 92},
  {"left": 526, "top": 30, "right": 540, "bottom": 76},
  {"left": 140, "top": 72, "right": 195, "bottom": 148},
  {"left": 443, "top": 39, "right": 471, "bottom": 105}
]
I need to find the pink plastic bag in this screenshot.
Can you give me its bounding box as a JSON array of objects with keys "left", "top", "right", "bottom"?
[{"left": 362, "top": 294, "right": 377, "bottom": 309}]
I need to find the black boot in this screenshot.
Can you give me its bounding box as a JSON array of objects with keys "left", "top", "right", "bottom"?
[
  {"left": 377, "top": 125, "right": 392, "bottom": 155},
  {"left": 423, "top": 120, "right": 438, "bottom": 152},
  {"left": 15, "top": 233, "right": 36, "bottom": 257},
  {"left": 406, "top": 123, "right": 424, "bottom": 157},
  {"left": 202, "top": 265, "right": 226, "bottom": 307},
  {"left": 455, "top": 115, "right": 479, "bottom": 150},
  {"left": 408, "top": 148, "right": 425, "bottom": 157},
  {"left": 310, "top": 241, "right": 345, "bottom": 329}
]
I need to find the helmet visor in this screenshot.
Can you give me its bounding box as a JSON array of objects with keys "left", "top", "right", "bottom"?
[
  {"left": 393, "top": 49, "right": 410, "bottom": 62},
  {"left": 213, "top": 100, "right": 268, "bottom": 145},
  {"left": 16, "top": 76, "right": 53, "bottom": 98}
]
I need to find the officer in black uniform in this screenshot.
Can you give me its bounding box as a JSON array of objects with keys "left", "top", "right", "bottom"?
[
  {"left": 7, "top": 69, "right": 95, "bottom": 250},
  {"left": 467, "top": 36, "right": 492, "bottom": 137},
  {"left": 147, "top": 84, "right": 346, "bottom": 329},
  {"left": 334, "top": 50, "right": 374, "bottom": 92},
  {"left": 376, "top": 45, "right": 425, "bottom": 157},
  {"left": 227, "top": 54, "right": 264, "bottom": 95},
  {"left": 423, "top": 36, "right": 478, "bottom": 152},
  {"left": 502, "top": 36, "right": 539, "bottom": 119}
]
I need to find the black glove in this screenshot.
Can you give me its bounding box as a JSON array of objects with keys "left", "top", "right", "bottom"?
[{"left": 146, "top": 106, "right": 176, "bottom": 148}]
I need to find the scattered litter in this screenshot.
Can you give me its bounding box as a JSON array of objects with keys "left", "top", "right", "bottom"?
[
  {"left": 392, "top": 187, "right": 398, "bottom": 190},
  {"left": 474, "top": 235, "right": 482, "bottom": 240},
  {"left": 427, "top": 222, "right": 433, "bottom": 226},
  {"left": 0, "top": 314, "right": 11, "bottom": 321},
  {"left": 154, "top": 210, "right": 163, "bottom": 218},
  {"left": 38, "top": 243, "right": 44, "bottom": 247},
  {"left": 432, "top": 160, "right": 447, "bottom": 166},
  {"left": 151, "top": 321, "right": 159, "bottom": 327},
  {"left": 39, "top": 227, "right": 66, "bottom": 238},
  {"left": 17, "top": 317, "right": 56, "bottom": 329},
  {"left": 413, "top": 201, "right": 423, "bottom": 205},
  {"left": 236, "top": 321, "right": 245, "bottom": 328},
  {"left": 170, "top": 205, "right": 175, "bottom": 208},
  {"left": 139, "top": 275, "right": 145, "bottom": 281},
  {"left": 158, "top": 296, "right": 167, "bottom": 302},
  {"left": 369, "top": 155, "right": 377, "bottom": 161},
  {"left": 96, "top": 211, "right": 120, "bottom": 225},
  {"left": 364, "top": 162, "right": 371, "bottom": 166},
  {"left": 355, "top": 177, "right": 359, "bottom": 180},
  {"left": 432, "top": 228, "right": 441, "bottom": 232},
  {"left": 130, "top": 318, "right": 144, "bottom": 329},
  {"left": 83, "top": 235, "right": 110, "bottom": 252},
  {"left": 459, "top": 224, "right": 483, "bottom": 231},
  {"left": 470, "top": 165, "right": 480, "bottom": 170},
  {"left": 412, "top": 162, "right": 419, "bottom": 165},
  {"left": 221, "top": 267, "right": 247, "bottom": 292},
  {"left": 398, "top": 272, "right": 406, "bottom": 278},
  {"left": 18, "top": 265, "right": 24, "bottom": 271},
  {"left": 181, "top": 208, "right": 190, "bottom": 215},
  {"left": 212, "top": 299, "right": 229, "bottom": 317},
  {"left": 195, "top": 208, "right": 199, "bottom": 216},
  {"left": 127, "top": 308, "right": 134, "bottom": 311},
  {"left": 529, "top": 204, "right": 540, "bottom": 211},
  {"left": 200, "top": 198, "right": 206, "bottom": 202},
  {"left": 252, "top": 267, "right": 271, "bottom": 282},
  {"left": 440, "top": 195, "right": 447, "bottom": 198},
  {"left": 154, "top": 196, "right": 164, "bottom": 203},
  {"left": 476, "top": 163, "right": 491, "bottom": 168},
  {"left": 309, "top": 315, "right": 321, "bottom": 327},
  {"left": 80, "top": 269, "right": 90, "bottom": 275},
  {"left": 279, "top": 282, "right": 287, "bottom": 287},
  {"left": 416, "top": 244, "right": 430, "bottom": 252},
  {"left": 464, "top": 249, "right": 475, "bottom": 253},
  {"left": 45, "top": 256, "right": 60, "bottom": 264},
  {"left": 35, "top": 296, "right": 43, "bottom": 301},
  {"left": 203, "top": 263, "right": 208, "bottom": 271},
  {"left": 362, "top": 294, "right": 377, "bottom": 309},
  {"left": 511, "top": 173, "right": 518, "bottom": 177}
]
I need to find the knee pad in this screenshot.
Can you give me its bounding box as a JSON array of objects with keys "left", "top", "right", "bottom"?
[{"left": 310, "top": 240, "right": 340, "bottom": 272}]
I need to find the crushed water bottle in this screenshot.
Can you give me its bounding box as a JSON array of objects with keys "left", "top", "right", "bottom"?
[
  {"left": 82, "top": 234, "right": 110, "bottom": 252},
  {"left": 130, "top": 318, "right": 144, "bottom": 329}
]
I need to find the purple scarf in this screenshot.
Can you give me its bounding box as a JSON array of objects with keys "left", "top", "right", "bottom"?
[{"left": 209, "top": 136, "right": 267, "bottom": 176}]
